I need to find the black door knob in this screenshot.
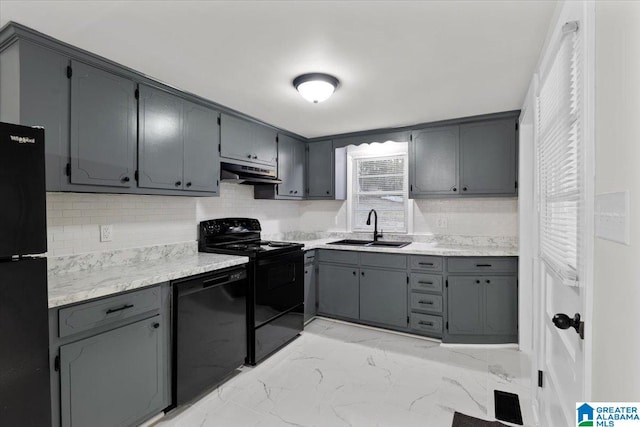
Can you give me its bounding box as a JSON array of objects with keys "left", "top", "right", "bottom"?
[
  {"left": 152, "top": 322, "right": 160, "bottom": 329},
  {"left": 463, "top": 187, "right": 468, "bottom": 191},
  {"left": 552, "top": 313, "right": 584, "bottom": 339},
  {"left": 352, "top": 271, "right": 356, "bottom": 276},
  {"left": 121, "top": 176, "right": 130, "bottom": 183},
  {"left": 452, "top": 187, "right": 457, "bottom": 192},
  {"left": 186, "top": 182, "right": 192, "bottom": 188},
  {"left": 175, "top": 181, "right": 182, "bottom": 187},
  {"left": 326, "top": 190, "right": 330, "bottom": 194}
]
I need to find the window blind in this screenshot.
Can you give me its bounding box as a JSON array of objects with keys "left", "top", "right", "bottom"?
[
  {"left": 352, "top": 155, "right": 408, "bottom": 233},
  {"left": 537, "top": 22, "right": 582, "bottom": 285}
]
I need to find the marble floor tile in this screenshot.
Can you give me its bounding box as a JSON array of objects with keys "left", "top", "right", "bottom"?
[{"left": 155, "top": 318, "right": 532, "bottom": 427}]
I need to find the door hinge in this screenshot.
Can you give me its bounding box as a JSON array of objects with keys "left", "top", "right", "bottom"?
[
  {"left": 515, "top": 181, "right": 518, "bottom": 190},
  {"left": 446, "top": 321, "right": 449, "bottom": 330},
  {"left": 217, "top": 116, "right": 221, "bottom": 126},
  {"left": 54, "top": 355, "right": 60, "bottom": 372},
  {"left": 134, "top": 170, "right": 139, "bottom": 182},
  {"left": 410, "top": 134, "right": 413, "bottom": 141},
  {"left": 538, "top": 370, "right": 544, "bottom": 388},
  {"left": 407, "top": 316, "right": 410, "bottom": 325},
  {"left": 315, "top": 301, "right": 319, "bottom": 309},
  {"left": 276, "top": 136, "right": 279, "bottom": 142},
  {"left": 216, "top": 179, "right": 219, "bottom": 187},
  {"left": 446, "top": 279, "right": 448, "bottom": 288},
  {"left": 410, "top": 184, "right": 413, "bottom": 192},
  {"left": 65, "top": 163, "right": 71, "bottom": 177},
  {"left": 66, "top": 65, "right": 72, "bottom": 79},
  {"left": 515, "top": 122, "right": 519, "bottom": 131},
  {"left": 134, "top": 88, "right": 139, "bottom": 100},
  {"left": 218, "top": 143, "right": 221, "bottom": 153},
  {"left": 406, "top": 275, "right": 409, "bottom": 284}
]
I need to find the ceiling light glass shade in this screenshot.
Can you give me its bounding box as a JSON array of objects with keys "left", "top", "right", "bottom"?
[{"left": 293, "top": 73, "right": 339, "bottom": 103}]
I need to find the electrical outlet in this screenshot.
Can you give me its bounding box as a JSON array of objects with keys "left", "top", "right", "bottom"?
[
  {"left": 436, "top": 217, "right": 448, "bottom": 229},
  {"left": 100, "top": 225, "right": 113, "bottom": 242}
]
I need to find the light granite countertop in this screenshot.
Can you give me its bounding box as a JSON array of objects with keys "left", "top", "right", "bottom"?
[
  {"left": 296, "top": 238, "right": 519, "bottom": 257},
  {"left": 48, "top": 252, "right": 249, "bottom": 308}
]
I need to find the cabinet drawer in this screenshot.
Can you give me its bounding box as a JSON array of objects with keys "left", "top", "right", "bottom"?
[
  {"left": 447, "top": 257, "right": 517, "bottom": 274},
  {"left": 410, "top": 273, "right": 443, "bottom": 293},
  {"left": 58, "top": 286, "right": 161, "bottom": 338},
  {"left": 410, "top": 313, "right": 443, "bottom": 335},
  {"left": 410, "top": 293, "right": 443, "bottom": 314},
  {"left": 317, "top": 249, "right": 359, "bottom": 265},
  {"left": 410, "top": 255, "right": 443, "bottom": 272},
  {"left": 360, "top": 253, "right": 407, "bottom": 270}
]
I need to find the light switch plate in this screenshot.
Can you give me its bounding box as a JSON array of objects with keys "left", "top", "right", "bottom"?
[
  {"left": 100, "top": 225, "right": 113, "bottom": 242},
  {"left": 595, "top": 191, "right": 630, "bottom": 245}
]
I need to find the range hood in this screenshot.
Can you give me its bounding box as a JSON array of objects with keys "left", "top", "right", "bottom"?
[{"left": 220, "top": 162, "right": 282, "bottom": 185}]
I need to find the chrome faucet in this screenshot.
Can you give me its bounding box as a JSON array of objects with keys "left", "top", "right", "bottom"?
[{"left": 366, "top": 209, "right": 383, "bottom": 242}]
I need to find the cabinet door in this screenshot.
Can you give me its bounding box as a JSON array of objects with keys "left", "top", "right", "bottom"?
[
  {"left": 459, "top": 119, "right": 516, "bottom": 195},
  {"left": 277, "top": 134, "right": 304, "bottom": 197},
  {"left": 410, "top": 126, "right": 459, "bottom": 196},
  {"left": 306, "top": 140, "right": 334, "bottom": 198},
  {"left": 59, "top": 316, "right": 166, "bottom": 427},
  {"left": 304, "top": 260, "right": 317, "bottom": 323},
  {"left": 183, "top": 100, "right": 220, "bottom": 193},
  {"left": 17, "top": 41, "right": 69, "bottom": 191},
  {"left": 138, "top": 85, "right": 185, "bottom": 190},
  {"left": 447, "top": 276, "right": 483, "bottom": 335},
  {"left": 317, "top": 264, "right": 359, "bottom": 320},
  {"left": 220, "top": 114, "right": 277, "bottom": 167},
  {"left": 359, "top": 268, "right": 407, "bottom": 328},
  {"left": 483, "top": 276, "right": 518, "bottom": 336},
  {"left": 69, "top": 61, "right": 136, "bottom": 187},
  {"left": 252, "top": 123, "right": 277, "bottom": 167}
]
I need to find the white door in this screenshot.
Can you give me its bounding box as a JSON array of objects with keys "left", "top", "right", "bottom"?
[{"left": 533, "top": 2, "right": 594, "bottom": 426}]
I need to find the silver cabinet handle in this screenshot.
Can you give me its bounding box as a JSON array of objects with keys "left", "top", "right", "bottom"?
[
  {"left": 418, "top": 321, "right": 434, "bottom": 326},
  {"left": 419, "top": 300, "right": 434, "bottom": 305},
  {"left": 418, "top": 281, "right": 434, "bottom": 285}
]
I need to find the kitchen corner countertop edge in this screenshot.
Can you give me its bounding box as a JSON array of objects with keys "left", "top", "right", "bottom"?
[
  {"left": 47, "top": 253, "right": 249, "bottom": 308},
  {"left": 297, "top": 239, "right": 519, "bottom": 257}
]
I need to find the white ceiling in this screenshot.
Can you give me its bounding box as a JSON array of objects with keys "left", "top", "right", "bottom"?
[{"left": 0, "top": 1, "right": 556, "bottom": 138}]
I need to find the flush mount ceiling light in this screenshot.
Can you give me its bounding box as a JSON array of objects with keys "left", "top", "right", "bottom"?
[{"left": 293, "top": 73, "right": 339, "bottom": 104}]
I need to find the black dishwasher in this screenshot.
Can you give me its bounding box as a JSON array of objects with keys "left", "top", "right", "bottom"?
[{"left": 172, "top": 266, "right": 247, "bottom": 406}]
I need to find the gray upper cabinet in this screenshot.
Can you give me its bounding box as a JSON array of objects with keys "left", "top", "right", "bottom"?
[
  {"left": 277, "top": 134, "right": 305, "bottom": 198},
  {"left": 306, "top": 140, "right": 334, "bottom": 199},
  {"left": 69, "top": 61, "right": 137, "bottom": 187},
  {"left": 182, "top": 99, "right": 220, "bottom": 193},
  {"left": 139, "top": 85, "right": 220, "bottom": 193},
  {"left": 410, "top": 126, "right": 459, "bottom": 196},
  {"left": 359, "top": 268, "right": 407, "bottom": 328},
  {"left": 59, "top": 316, "right": 166, "bottom": 427},
  {"left": 138, "top": 84, "right": 185, "bottom": 190},
  {"left": 459, "top": 119, "right": 517, "bottom": 195},
  {"left": 0, "top": 40, "right": 69, "bottom": 191},
  {"left": 220, "top": 113, "right": 277, "bottom": 167}
]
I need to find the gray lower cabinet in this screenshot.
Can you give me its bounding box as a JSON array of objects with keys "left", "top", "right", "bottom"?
[
  {"left": 306, "top": 140, "right": 334, "bottom": 199},
  {"left": 49, "top": 284, "right": 171, "bottom": 427},
  {"left": 277, "top": 134, "right": 305, "bottom": 198},
  {"left": 304, "top": 252, "right": 317, "bottom": 323},
  {"left": 445, "top": 275, "right": 518, "bottom": 343},
  {"left": 317, "top": 263, "right": 359, "bottom": 320},
  {"left": 359, "top": 268, "right": 407, "bottom": 328},
  {"left": 220, "top": 113, "right": 277, "bottom": 167},
  {"left": 69, "top": 60, "right": 137, "bottom": 188},
  {"left": 59, "top": 316, "right": 165, "bottom": 427}
]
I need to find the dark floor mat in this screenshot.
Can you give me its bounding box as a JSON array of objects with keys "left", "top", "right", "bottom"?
[
  {"left": 452, "top": 412, "right": 508, "bottom": 426},
  {"left": 494, "top": 390, "right": 524, "bottom": 425}
]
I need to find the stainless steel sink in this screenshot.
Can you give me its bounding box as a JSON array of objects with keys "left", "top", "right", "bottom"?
[{"left": 327, "top": 239, "right": 411, "bottom": 248}]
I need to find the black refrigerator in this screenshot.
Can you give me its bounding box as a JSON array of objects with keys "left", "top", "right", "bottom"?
[{"left": 0, "top": 122, "right": 51, "bottom": 426}]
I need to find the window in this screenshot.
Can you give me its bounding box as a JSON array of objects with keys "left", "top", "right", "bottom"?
[
  {"left": 349, "top": 144, "right": 409, "bottom": 233},
  {"left": 537, "top": 21, "right": 582, "bottom": 285}
]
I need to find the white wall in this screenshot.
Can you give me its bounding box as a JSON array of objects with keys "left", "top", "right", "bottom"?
[
  {"left": 591, "top": 1, "right": 640, "bottom": 400},
  {"left": 299, "top": 198, "right": 518, "bottom": 237}
]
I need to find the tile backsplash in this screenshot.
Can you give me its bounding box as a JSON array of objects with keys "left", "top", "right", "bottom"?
[{"left": 46, "top": 184, "right": 518, "bottom": 256}]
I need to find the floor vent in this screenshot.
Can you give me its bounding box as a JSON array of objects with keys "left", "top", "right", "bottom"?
[{"left": 494, "top": 390, "right": 523, "bottom": 425}]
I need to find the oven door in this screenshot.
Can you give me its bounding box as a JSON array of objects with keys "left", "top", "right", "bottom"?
[{"left": 253, "top": 251, "right": 304, "bottom": 328}]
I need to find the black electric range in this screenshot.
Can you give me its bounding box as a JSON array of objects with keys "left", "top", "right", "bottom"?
[{"left": 198, "top": 218, "right": 304, "bottom": 365}]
